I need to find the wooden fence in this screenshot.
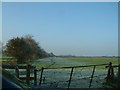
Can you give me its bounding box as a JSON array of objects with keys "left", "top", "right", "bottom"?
[
  {"left": 2, "top": 64, "right": 35, "bottom": 85},
  {"left": 2, "top": 62, "right": 120, "bottom": 89}
]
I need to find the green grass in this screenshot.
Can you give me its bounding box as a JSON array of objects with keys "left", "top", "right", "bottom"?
[
  {"left": 62, "top": 57, "right": 118, "bottom": 70},
  {"left": 31, "top": 57, "right": 118, "bottom": 69},
  {"left": 0, "top": 56, "right": 15, "bottom": 59},
  {"left": 0, "top": 56, "right": 17, "bottom": 64},
  {"left": 64, "top": 57, "right": 118, "bottom": 65}
]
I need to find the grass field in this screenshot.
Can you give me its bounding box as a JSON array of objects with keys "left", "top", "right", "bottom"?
[
  {"left": 29, "top": 57, "right": 118, "bottom": 88},
  {"left": 1, "top": 56, "right": 118, "bottom": 67},
  {"left": 64, "top": 57, "right": 118, "bottom": 64},
  {"left": 1, "top": 56, "right": 119, "bottom": 88},
  {"left": 31, "top": 57, "right": 118, "bottom": 69}
]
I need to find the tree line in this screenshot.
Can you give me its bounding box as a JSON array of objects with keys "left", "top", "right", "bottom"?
[{"left": 2, "top": 35, "right": 55, "bottom": 63}]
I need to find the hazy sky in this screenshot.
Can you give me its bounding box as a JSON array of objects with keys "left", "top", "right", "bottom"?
[{"left": 2, "top": 2, "right": 118, "bottom": 56}]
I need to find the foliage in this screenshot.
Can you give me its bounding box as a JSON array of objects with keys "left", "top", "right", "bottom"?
[
  {"left": 4, "top": 35, "right": 50, "bottom": 63},
  {"left": 0, "top": 41, "right": 2, "bottom": 56}
]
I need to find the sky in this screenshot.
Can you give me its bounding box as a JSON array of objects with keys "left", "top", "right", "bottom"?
[
  {"left": 1, "top": 0, "right": 120, "bottom": 2},
  {"left": 2, "top": 2, "right": 118, "bottom": 56},
  {"left": 0, "top": 1, "right": 1, "bottom": 56}
]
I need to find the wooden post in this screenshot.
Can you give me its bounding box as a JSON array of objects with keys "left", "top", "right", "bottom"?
[
  {"left": 117, "top": 64, "right": 120, "bottom": 88},
  {"left": 43, "top": 77, "right": 45, "bottom": 84},
  {"left": 118, "top": 64, "right": 120, "bottom": 80},
  {"left": 89, "top": 65, "right": 96, "bottom": 88},
  {"left": 106, "top": 62, "right": 114, "bottom": 82},
  {"left": 15, "top": 67, "right": 19, "bottom": 78},
  {"left": 39, "top": 67, "right": 44, "bottom": 86},
  {"left": 111, "top": 66, "right": 114, "bottom": 80},
  {"left": 34, "top": 67, "right": 37, "bottom": 85},
  {"left": 68, "top": 67, "right": 74, "bottom": 90},
  {"left": 26, "top": 64, "right": 30, "bottom": 85}
]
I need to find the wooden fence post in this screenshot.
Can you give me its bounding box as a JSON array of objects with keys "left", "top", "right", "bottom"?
[
  {"left": 15, "top": 67, "right": 19, "bottom": 78},
  {"left": 106, "top": 62, "right": 114, "bottom": 83},
  {"left": 68, "top": 67, "right": 74, "bottom": 90},
  {"left": 118, "top": 64, "right": 120, "bottom": 80},
  {"left": 34, "top": 67, "right": 37, "bottom": 85},
  {"left": 26, "top": 64, "right": 30, "bottom": 85},
  {"left": 89, "top": 65, "right": 96, "bottom": 88},
  {"left": 39, "top": 67, "right": 44, "bottom": 86},
  {"left": 117, "top": 64, "right": 120, "bottom": 88}
]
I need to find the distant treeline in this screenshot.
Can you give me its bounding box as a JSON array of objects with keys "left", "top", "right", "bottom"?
[{"left": 56, "top": 55, "right": 118, "bottom": 58}]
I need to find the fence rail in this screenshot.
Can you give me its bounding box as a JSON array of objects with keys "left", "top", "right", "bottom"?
[{"left": 44, "top": 63, "right": 108, "bottom": 69}]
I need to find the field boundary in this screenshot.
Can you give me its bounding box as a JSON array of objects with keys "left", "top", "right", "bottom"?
[{"left": 2, "top": 62, "right": 120, "bottom": 89}]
